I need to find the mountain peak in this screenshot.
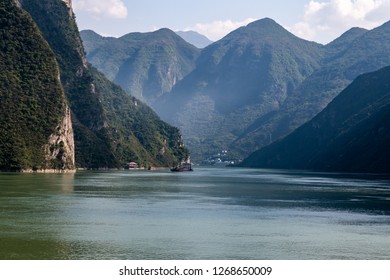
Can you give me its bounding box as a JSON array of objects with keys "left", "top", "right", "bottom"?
[
  {"left": 326, "top": 27, "right": 368, "bottom": 54},
  {"left": 246, "top": 17, "right": 278, "bottom": 28},
  {"left": 222, "top": 17, "right": 298, "bottom": 43},
  {"left": 81, "top": 29, "right": 103, "bottom": 38},
  {"left": 153, "top": 28, "right": 190, "bottom": 42},
  {"left": 81, "top": 26, "right": 200, "bottom": 105},
  {"left": 154, "top": 27, "right": 176, "bottom": 35},
  {"left": 118, "top": 28, "right": 180, "bottom": 42},
  {"left": 147, "top": 28, "right": 198, "bottom": 47},
  {"left": 246, "top": 18, "right": 287, "bottom": 32},
  {"left": 176, "top": 31, "right": 213, "bottom": 48}
]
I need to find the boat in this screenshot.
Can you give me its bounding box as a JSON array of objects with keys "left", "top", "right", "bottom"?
[{"left": 170, "top": 160, "right": 193, "bottom": 172}]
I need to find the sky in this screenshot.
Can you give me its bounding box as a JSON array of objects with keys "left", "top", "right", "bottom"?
[{"left": 72, "top": 0, "right": 390, "bottom": 44}]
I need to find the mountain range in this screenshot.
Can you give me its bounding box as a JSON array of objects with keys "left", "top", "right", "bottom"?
[
  {"left": 155, "top": 19, "right": 328, "bottom": 161},
  {"left": 80, "top": 16, "right": 390, "bottom": 169},
  {"left": 230, "top": 22, "right": 390, "bottom": 158},
  {"left": 240, "top": 66, "right": 390, "bottom": 173},
  {"left": 175, "top": 31, "right": 213, "bottom": 48},
  {"left": 0, "top": 0, "right": 188, "bottom": 171},
  {"left": 80, "top": 29, "right": 200, "bottom": 105},
  {"left": 158, "top": 18, "right": 390, "bottom": 162}
]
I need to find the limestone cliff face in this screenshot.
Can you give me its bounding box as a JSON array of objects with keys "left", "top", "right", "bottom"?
[
  {"left": 60, "top": 0, "right": 88, "bottom": 69},
  {"left": 20, "top": 0, "right": 190, "bottom": 169},
  {"left": 44, "top": 105, "right": 75, "bottom": 171},
  {"left": 0, "top": 0, "right": 76, "bottom": 172},
  {"left": 63, "top": 0, "right": 88, "bottom": 69},
  {"left": 61, "top": 0, "right": 74, "bottom": 17}
]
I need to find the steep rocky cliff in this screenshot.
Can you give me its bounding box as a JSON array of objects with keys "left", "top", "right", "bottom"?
[
  {"left": 0, "top": 0, "right": 75, "bottom": 172},
  {"left": 43, "top": 106, "right": 75, "bottom": 171},
  {"left": 20, "top": 0, "right": 189, "bottom": 168}
]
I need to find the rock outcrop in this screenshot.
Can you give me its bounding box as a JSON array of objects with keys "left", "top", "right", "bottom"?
[
  {"left": 44, "top": 105, "right": 75, "bottom": 171},
  {"left": 62, "top": 0, "right": 71, "bottom": 7},
  {"left": 0, "top": 0, "right": 75, "bottom": 172},
  {"left": 20, "top": 0, "right": 190, "bottom": 169}
]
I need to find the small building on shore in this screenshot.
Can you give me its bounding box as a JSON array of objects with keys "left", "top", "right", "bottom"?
[{"left": 125, "top": 162, "right": 138, "bottom": 169}]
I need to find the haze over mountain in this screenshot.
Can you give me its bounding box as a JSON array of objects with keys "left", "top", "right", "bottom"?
[
  {"left": 81, "top": 16, "right": 390, "bottom": 164},
  {"left": 80, "top": 29, "right": 200, "bottom": 106},
  {"left": 176, "top": 31, "right": 213, "bottom": 48},
  {"left": 240, "top": 66, "right": 390, "bottom": 174},
  {"left": 156, "top": 18, "right": 324, "bottom": 160},
  {"left": 231, "top": 22, "right": 390, "bottom": 158},
  {"left": 156, "top": 18, "right": 390, "bottom": 161},
  {"left": 0, "top": 0, "right": 188, "bottom": 170}
]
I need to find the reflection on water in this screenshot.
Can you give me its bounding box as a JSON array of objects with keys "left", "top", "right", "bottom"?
[{"left": 0, "top": 168, "right": 389, "bottom": 260}]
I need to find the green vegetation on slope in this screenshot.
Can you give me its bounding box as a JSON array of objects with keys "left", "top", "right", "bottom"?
[
  {"left": 21, "top": 0, "right": 188, "bottom": 168},
  {"left": 232, "top": 22, "right": 390, "bottom": 158},
  {"left": 240, "top": 66, "right": 390, "bottom": 173},
  {"left": 152, "top": 18, "right": 390, "bottom": 163},
  {"left": 155, "top": 18, "right": 324, "bottom": 161},
  {"left": 0, "top": 0, "right": 70, "bottom": 171},
  {"left": 91, "top": 67, "right": 188, "bottom": 167},
  {"left": 21, "top": 0, "right": 113, "bottom": 168},
  {"left": 80, "top": 29, "right": 200, "bottom": 105}
]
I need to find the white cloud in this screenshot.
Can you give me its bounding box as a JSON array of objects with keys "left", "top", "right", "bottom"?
[
  {"left": 187, "top": 18, "right": 257, "bottom": 41},
  {"left": 289, "top": 0, "right": 390, "bottom": 44},
  {"left": 73, "top": 0, "right": 128, "bottom": 19}
]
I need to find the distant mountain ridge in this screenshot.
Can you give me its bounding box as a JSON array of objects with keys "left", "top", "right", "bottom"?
[
  {"left": 81, "top": 17, "right": 390, "bottom": 164},
  {"left": 156, "top": 18, "right": 390, "bottom": 161},
  {"left": 80, "top": 29, "right": 200, "bottom": 105},
  {"left": 155, "top": 18, "right": 324, "bottom": 160},
  {"left": 176, "top": 31, "right": 213, "bottom": 48},
  {"left": 240, "top": 66, "right": 390, "bottom": 173},
  {"left": 231, "top": 21, "right": 390, "bottom": 158}
]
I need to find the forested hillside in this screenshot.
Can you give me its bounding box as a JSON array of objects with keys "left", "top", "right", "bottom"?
[
  {"left": 80, "top": 15, "right": 390, "bottom": 166},
  {"left": 0, "top": 0, "right": 74, "bottom": 171},
  {"left": 235, "top": 22, "right": 390, "bottom": 157},
  {"left": 80, "top": 29, "right": 200, "bottom": 106},
  {"left": 155, "top": 18, "right": 324, "bottom": 161},
  {"left": 240, "top": 66, "right": 390, "bottom": 173},
  {"left": 1, "top": 0, "right": 189, "bottom": 169}
]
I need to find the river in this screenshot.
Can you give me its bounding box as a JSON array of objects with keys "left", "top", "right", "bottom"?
[{"left": 0, "top": 168, "right": 389, "bottom": 259}]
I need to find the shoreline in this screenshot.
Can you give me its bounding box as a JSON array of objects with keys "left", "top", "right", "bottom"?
[
  {"left": 22, "top": 169, "right": 77, "bottom": 174},
  {"left": 1, "top": 166, "right": 172, "bottom": 173},
  {"left": 0, "top": 169, "right": 77, "bottom": 174}
]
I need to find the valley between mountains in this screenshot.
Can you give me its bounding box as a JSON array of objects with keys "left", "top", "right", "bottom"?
[
  {"left": 1, "top": 0, "right": 389, "bottom": 173},
  {"left": 81, "top": 18, "right": 390, "bottom": 172}
]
